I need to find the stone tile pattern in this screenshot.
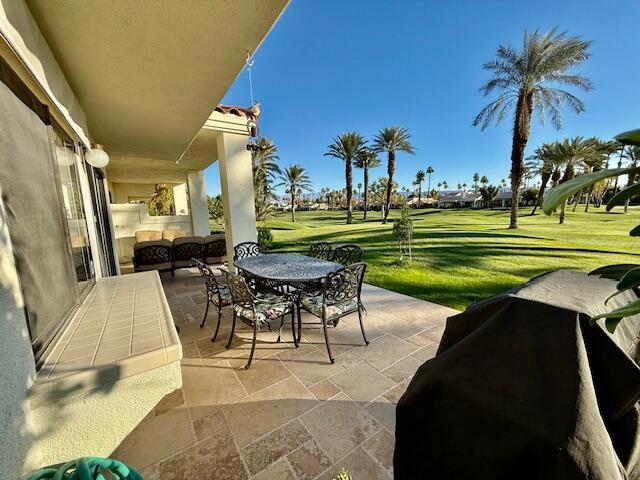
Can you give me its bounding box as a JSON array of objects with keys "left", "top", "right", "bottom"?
[{"left": 112, "top": 268, "right": 459, "bottom": 479}]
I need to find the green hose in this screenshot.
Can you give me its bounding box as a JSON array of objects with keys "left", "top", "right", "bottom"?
[{"left": 26, "top": 457, "right": 142, "bottom": 480}]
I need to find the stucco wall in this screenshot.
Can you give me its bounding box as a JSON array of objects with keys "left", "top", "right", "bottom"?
[
  {"left": 111, "top": 203, "right": 193, "bottom": 263},
  {"left": 111, "top": 183, "right": 157, "bottom": 204},
  {"left": 0, "top": 0, "right": 89, "bottom": 142},
  {"left": 24, "top": 361, "right": 182, "bottom": 474},
  {"left": 0, "top": 192, "right": 37, "bottom": 480}
]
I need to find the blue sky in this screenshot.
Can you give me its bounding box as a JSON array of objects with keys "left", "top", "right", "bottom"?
[{"left": 206, "top": 0, "right": 640, "bottom": 196}]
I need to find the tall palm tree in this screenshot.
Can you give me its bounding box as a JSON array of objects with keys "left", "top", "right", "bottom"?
[
  {"left": 442, "top": 181, "right": 449, "bottom": 190},
  {"left": 251, "top": 137, "right": 281, "bottom": 220},
  {"left": 354, "top": 148, "right": 381, "bottom": 219},
  {"left": 457, "top": 183, "right": 462, "bottom": 190},
  {"left": 426, "top": 166, "right": 434, "bottom": 196},
  {"left": 480, "top": 175, "right": 489, "bottom": 188},
  {"left": 554, "top": 137, "right": 596, "bottom": 223},
  {"left": 526, "top": 142, "right": 557, "bottom": 215},
  {"left": 372, "top": 127, "right": 415, "bottom": 223},
  {"left": 357, "top": 182, "right": 363, "bottom": 203},
  {"left": 325, "top": 132, "right": 368, "bottom": 224},
  {"left": 279, "top": 164, "right": 312, "bottom": 222},
  {"left": 415, "top": 170, "right": 426, "bottom": 207},
  {"left": 473, "top": 29, "right": 592, "bottom": 228},
  {"left": 437, "top": 182, "right": 442, "bottom": 193},
  {"left": 473, "top": 173, "right": 480, "bottom": 191}
]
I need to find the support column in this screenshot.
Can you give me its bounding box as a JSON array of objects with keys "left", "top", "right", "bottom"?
[
  {"left": 173, "top": 183, "right": 189, "bottom": 216},
  {"left": 187, "top": 171, "right": 210, "bottom": 236},
  {"left": 216, "top": 131, "right": 257, "bottom": 266}
]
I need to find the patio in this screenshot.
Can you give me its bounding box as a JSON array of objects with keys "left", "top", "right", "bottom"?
[{"left": 112, "top": 268, "right": 459, "bottom": 479}]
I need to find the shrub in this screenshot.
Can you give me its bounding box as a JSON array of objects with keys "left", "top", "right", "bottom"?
[{"left": 257, "top": 226, "right": 273, "bottom": 251}]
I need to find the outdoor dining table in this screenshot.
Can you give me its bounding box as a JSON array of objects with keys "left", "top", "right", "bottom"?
[{"left": 234, "top": 252, "right": 342, "bottom": 284}]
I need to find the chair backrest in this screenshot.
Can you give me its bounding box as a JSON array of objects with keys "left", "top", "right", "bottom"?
[
  {"left": 331, "top": 244, "right": 362, "bottom": 266},
  {"left": 193, "top": 258, "right": 225, "bottom": 296},
  {"left": 234, "top": 241, "right": 262, "bottom": 261},
  {"left": 223, "top": 270, "right": 255, "bottom": 312},
  {"left": 133, "top": 240, "right": 172, "bottom": 265},
  {"left": 172, "top": 237, "right": 204, "bottom": 262},
  {"left": 323, "top": 262, "right": 367, "bottom": 306},
  {"left": 204, "top": 234, "right": 227, "bottom": 261},
  {"left": 308, "top": 242, "right": 332, "bottom": 260}
]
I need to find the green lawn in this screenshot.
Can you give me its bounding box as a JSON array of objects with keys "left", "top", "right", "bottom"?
[{"left": 253, "top": 207, "right": 640, "bottom": 311}]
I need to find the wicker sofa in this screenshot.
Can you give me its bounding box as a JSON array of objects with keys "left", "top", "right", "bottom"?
[{"left": 132, "top": 230, "right": 226, "bottom": 274}]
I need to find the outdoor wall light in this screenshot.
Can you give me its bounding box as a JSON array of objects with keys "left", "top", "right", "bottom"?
[{"left": 86, "top": 143, "right": 109, "bottom": 168}]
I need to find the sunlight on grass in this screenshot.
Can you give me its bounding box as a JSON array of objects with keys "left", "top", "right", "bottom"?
[{"left": 254, "top": 207, "right": 640, "bottom": 311}]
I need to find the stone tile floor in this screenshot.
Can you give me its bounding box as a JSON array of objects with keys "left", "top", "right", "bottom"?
[{"left": 112, "top": 268, "right": 459, "bottom": 479}]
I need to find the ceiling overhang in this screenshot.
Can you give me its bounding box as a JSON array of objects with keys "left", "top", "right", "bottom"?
[{"left": 26, "top": 0, "right": 289, "bottom": 161}]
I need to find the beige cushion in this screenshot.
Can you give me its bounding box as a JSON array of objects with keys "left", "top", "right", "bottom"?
[
  {"left": 204, "top": 233, "right": 225, "bottom": 242},
  {"left": 162, "top": 229, "right": 187, "bottom": 241},
  {"left": 135, "top": 230, "right": 162, "bottom": 243},
  {"left": 173, "top": 236, "right": 204, "bottom": 246},
  {"left": 133, "top": 239, "right": 172, "bottom": 251}
]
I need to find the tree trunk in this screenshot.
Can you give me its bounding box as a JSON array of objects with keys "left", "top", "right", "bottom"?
[
  {"left": 383, "top": 150, "right": 396, "bottom": 224},
  {"left": 427, "top": 174, "right": 432, "bottom": 200},
  {"left": 572, "top": 190, "right": 581, "bottom": 212},
  {"left": 291, "top": 192, "right": 296, "bottom": 222},
  {"left": 418, "top": 184, "right": 422, "bottom": 208},
  {"left": 559, "top": 201, "right": 567, "bottom": 224},
  {"left": 508, "top": 92, "right": 533, "bottom": 229},
  {"left": 363, "top": 166, "right": 369, "bottom": 220},
  {"left": 346, "top": 160, "right": 353, "bottom": 224},
  {"left": 584, "top": 188, "right": 592, "bottom": 212},
  {"left": 530, "top": 171, "right": 551, "bottom": 215}
]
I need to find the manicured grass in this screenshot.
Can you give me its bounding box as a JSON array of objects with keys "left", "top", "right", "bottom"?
[{"left": 255, "top": 207, "right": 640, "bottom": 311}]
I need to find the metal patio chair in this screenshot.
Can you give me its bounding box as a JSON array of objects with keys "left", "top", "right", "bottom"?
[
  {"left": 193, "top": 259, "right": 230, "bottom": 341},
  {"left": 330, "top": 244, "right": 362, "bottom": 266}
]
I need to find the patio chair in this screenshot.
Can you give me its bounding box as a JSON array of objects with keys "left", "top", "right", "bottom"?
[
  {"left": 308, "top": 242, "right": 332, "bottom": 260},
  {"left": 204, "top": 234, "right": 227, "bottom": 265},
  {"left": 330, "top": 244, "right": 362, "bottom": 266},
  {"left": 171, "top": 236, "right": 204, "bottom": 275},
  {"left": 193, "top": 259, "right": 230, "bottom": 341},
  {"left": 299, "top": 262, "right": 368, "bottom": 363},
  {"left": 233, "top": 241, "right": 262, "bottom": 261},
  {"left": 133, "top": 239, "right": 172, "bottom": 273},
  {"left": 223, "top": 270, "right": 296, "bottom": 369}
]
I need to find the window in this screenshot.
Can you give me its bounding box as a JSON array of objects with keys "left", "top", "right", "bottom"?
[{"left": 53, "top": 133, "right": 95, "bottom": 294}]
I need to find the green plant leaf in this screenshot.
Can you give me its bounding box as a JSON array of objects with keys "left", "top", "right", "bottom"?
[
  {"left": 615, "top": 128, "right": 640, "bottom": 147},
  {"left": 606, "top": 183, "right": 640, "bottom": 211},
  {"left": 590, "top": 299, "right": 640, "bottom": 333},
  {"left": 605, "top": 267, "right": 640, "bottom": 304},
  {"left": 589, "top": 264, "right": 640, "bottom": 280},
  {"left": 542, "top": 167, "right": 640, "bottom": 215},
  {"left": 630, "top": 225, "right": 640, "bottom": 237}
]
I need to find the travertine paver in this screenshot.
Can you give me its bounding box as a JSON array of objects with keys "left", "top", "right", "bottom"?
[{"left": 112, "top": 267, "right": 458, "bottom": 478}]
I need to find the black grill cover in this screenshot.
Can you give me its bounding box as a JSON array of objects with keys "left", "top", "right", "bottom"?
[{"left": 395, "top": 270, "right": 640, "bottom": 480}]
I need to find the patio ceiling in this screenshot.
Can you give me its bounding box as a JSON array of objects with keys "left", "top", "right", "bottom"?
[{"left": 25, "top": 0, "right": 289, "bottom": 161}]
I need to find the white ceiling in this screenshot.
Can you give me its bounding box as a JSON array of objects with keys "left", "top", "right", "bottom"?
[{"left": 26, "top": 0, "right": 289, "bottom": 161}]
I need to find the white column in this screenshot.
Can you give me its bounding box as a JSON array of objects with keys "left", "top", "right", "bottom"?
[
  {"left": 173, "top": 184, "right": 189, "bottom": 216},
  {"left": 187, "top": 171, "right": 210, "bottom": 236},
  {"left": 216, "top": 131, "right": 257, "bottom": 266}
]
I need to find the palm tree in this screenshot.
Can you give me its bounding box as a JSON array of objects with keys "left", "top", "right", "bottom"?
[
  {"left": 279, "top": 164, "right": 312, "bottom": 222},
  {"left": 372, "top": 127, "right": 415, "bottom": 223},
  {"left": 415, "top": 170, "right": 426, "bottom": 207},
  {"left": 554, "top": 137, "right": 596, "bottom": 223},
  {"left": 473, "top": 29, "right": 592, "bottom": 228},
  {"left": 426, "top": 166, "right": 435, "bottom": 196},
  {"left": 325, "top": 132, "right": 368, "bottom": 224},
  {"left": 442, "top": 180, "right": 449, "bottom": 190},
  {"left": 462, "top": 182, "right": 468, "bottom": 192},
  {"left": 473, "top": 173, "right": 480, "bottom": 191},
  {"left": 526, "top": 142, "right": 557, "bottom": 215},
  {"left": 437, "top": 182, "right": 442, "bottom": 193},
  {"left": 251, "top": 137, "right": 281, "bottom": 220},
  {"left": 354, "top": 148, "right": 381, "bottom": 219},
  {"left": 457, "top": 183, "right": 462, "bottom": 190},
  {"left": 357, "top": 182, "right": 363, "bottom": 204},
  {"left": 480, "top": 175, "right": 489, "bottom": 188}
]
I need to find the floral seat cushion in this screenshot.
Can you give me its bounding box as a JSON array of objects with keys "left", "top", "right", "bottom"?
[
  {"left": 233, "top": 292, "right": 292, "bottom": 325},
  {"left": 210, "top": 285, "right": 231, "bottom": 306},
  {"left": 301, "top": 294, "right": 358, "bottom": 319}
]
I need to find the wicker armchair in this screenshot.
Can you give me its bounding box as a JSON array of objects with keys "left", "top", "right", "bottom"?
[
  {"left": 299, "top": 262, "right": 368, "bottom": 363},
  {"left": 224, "top": 270, "right": 296, "bottom": 369},
  {"left": 193, "top": 259, "right": 230, "bottom": 341},
  {"left": 331, "top": 244, "right": 362, "bottom": 266}
]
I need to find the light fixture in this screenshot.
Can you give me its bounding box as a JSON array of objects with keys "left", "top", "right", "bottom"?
[{"left": 85, "top": 143, "right": 109, "bottom": 168}]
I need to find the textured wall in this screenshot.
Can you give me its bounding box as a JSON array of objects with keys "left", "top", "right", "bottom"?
[
  {"left": 24, "top": 361, "right": 182, "bottom": 474},
  {"left": 0, "top": 192, "right": 37, "bottom": 480}
]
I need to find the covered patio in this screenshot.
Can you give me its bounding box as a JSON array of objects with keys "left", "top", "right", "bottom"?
[{"left": 112, "top": 268, "right": 458, "bottom": 479}]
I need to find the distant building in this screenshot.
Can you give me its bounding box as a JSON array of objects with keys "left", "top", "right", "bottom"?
[{"left": 435, "top": 191, "right": 482, "bottom": 208}]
